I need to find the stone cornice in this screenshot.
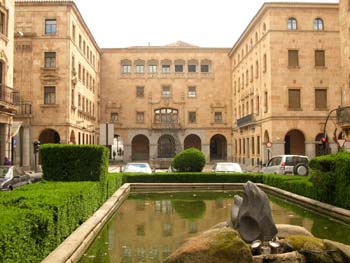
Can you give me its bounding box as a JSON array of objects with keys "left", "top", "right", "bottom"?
[
  {"left": 102, "top": 47, "right": 231, "bottom": 53},
  {"left": 228, "top": 2, "right": 339, "bottom": 57}
]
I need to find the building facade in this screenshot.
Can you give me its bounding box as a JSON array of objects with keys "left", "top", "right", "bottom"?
[
  {"left": 230, "top": 3, "right": 344, "bottom": 166},
  {"left": 14, "top": 0, "right": 100, "bottom": 168},
  {"left": 100, "top": 43, "right": 232, "bottom": 165},
  {"left": 0, "top": 0, "right": 17, "bottom": 164},
  {"left": 11, "top": 0, "right": 350, "bottom": 169}
]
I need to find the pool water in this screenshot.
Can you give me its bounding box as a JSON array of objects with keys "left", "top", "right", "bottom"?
[{"left": 79, "top": 191, "right": 350, "bottom": 263}]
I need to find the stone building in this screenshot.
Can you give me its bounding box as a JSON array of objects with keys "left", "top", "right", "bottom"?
[
  {"left": 100, "top": 43, "right": 232, "bottom": 165},
  {"left": 230, "top": 2, "right": 344, "bottom": 166},
  {"left": 13, "top": 0, "right": 100, "bottom": 168},
  {"left": 0, "top": 0, "right": 17, "bottom": 164}
]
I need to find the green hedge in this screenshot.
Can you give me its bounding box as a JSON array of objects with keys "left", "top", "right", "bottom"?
[
  {"left": 40, "top": 144, "right": 109, "bottom": 182},
  {"left": 309, "top": 152, "right": 350, "bottom": 209},
  {"left": 0, "top": 173, "right": 123, "bottom": 263},
  {"left": 123, "top": 172, "right": 264, "bottom": 184}
]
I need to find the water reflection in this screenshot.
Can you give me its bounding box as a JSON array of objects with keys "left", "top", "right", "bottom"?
[{"left": 80, "top": 192, "right": 350, "bottom": 263}]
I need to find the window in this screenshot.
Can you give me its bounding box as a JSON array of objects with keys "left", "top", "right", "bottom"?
[
  {"left": 122, "top": 65, "right": 131, "bottom": 73},
  {"left": 315, "top": 50, "right": 325, "bottom": 67},
  {"left": 44, "top": 52, "right": 56, "bottom": 68},
  {"left": 288, "top": 50, "right": 299, "bottom": 67},
  {"left": 252, "top": 137, "right": 255, "bottom": 155},
  {"left": 148, "top": 65, "right": 157, "bottom": 73},
  {"left": 257, "top": 136, "right": 260, "bottom": 154},
  {"left": 0, "top": 11, "right": 6, "bottom": 35},
  {"left": 288, "top": 89, "right": 301, "bottom": 110},
  {"left": 44, "top": 86, "right": 56, "bottom": 104},
  {"left": 264, "top": 91, "right": 268, "bottom": 113},
  {"left": 136, "top": 112, "right": 144, "bottom": 122},
  {"left": 288, "top": 18, "right": 297, "bottom": 30},
  {"left": 263, "top": 54, "right": 267, "bottom": 72},
  {"left": 188, "top": 86, "right": 196, "bottom": 98},
  {"left": 201, "top": 64, "right": 209, "bottom": 72},
  {"left": 175, "top": 64, "right": 183, "bottom": 72},
  {"left": 188, "top": 112, "right": 196, "bottom": 123},
  {"left": 154, "top": 108, "right": 178, "bottom": 123},
  {"left": 72, "top": 24, "right": 76, "bottom": 41},
  {"left": 136, "top": 65, "right": 144, "bottom": 73},
  {"left": 45, "top": 19, "right": 56, "bottom": 35},
  {"left": 110, "top": 112, "right": 118, "bottom": 122},
  {"left": 315, "top": 89, "right": 327, "bottom": 110},
  {"left": 136, "top": 86, "right": 144, "bottom": 97},
  {"left": 255, "top": 61, "right": 259, "bottom": 78},
  {"left": 250, "top": 65, "right": 253, "bottom": 82},
  {"left": 188, "top": 64, "right": 197, "bottom": 72},
  {"left": 162, "top": 86, "right": 171, "bottom": 97},
  {"left": 162, "top": 64, "right": 171, "bottom": 73},
  {"left": 314, "top": 18, "right": 324, "bottom": 31},
  {"left": 214, "top": 112, "right": 222, "bottom": 123},
  {"left": 79, "top": 35, "right": 82, "bottom": 49}
]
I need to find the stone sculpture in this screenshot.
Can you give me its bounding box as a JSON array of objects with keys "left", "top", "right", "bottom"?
[{"left": 230, "top": 181, "right": 278, "bottom": 243}]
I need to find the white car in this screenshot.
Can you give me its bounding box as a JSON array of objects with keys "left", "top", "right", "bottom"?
[
  {"left": 122, "top": 162, "right": 153, "bottom": 174},
  {"left": 0, "top": 166, "right": 33, "bottom": 191},
  {"left": 261, "top": 155, "right": 309, "bottom": 176},
  {"left": 212, "top": 162, "right": 243, "bottom": 173}
]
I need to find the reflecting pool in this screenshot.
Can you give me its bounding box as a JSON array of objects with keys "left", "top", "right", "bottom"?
[{"left": 79, "top": 191, "right": 350, "bottom": 263}]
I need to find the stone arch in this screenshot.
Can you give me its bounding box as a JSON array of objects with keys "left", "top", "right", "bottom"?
[
  {"left": 184, "top": 134, "right": 201, "bottom": 150},
  {"left": 158, "top": 134, "right": 176, "bottom": 158},
  {"left": 284, "top": 129, "right": 305, "bottom": 155},
  {"left": 69, "top": 130, "right": 76, "bottom": 144},
  {"left": 132, "top": 135, "right": 150, "bottom": 161},
  {"left": 39, "top": 129, "right": 60, "bottom": 144},
  {"left": 210, "top": 134, "right": 227, "bottom": 160}
]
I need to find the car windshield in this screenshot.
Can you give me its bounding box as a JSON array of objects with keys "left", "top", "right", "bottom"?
[
  {"left": 0, "top": 167, "right": 10, "bottom": 178},
  {"left": 216, "top": 163, "right": 242, "bottom": 172},
  {"left": 124, "top": 163, "right": 150, "bottom": 173}
]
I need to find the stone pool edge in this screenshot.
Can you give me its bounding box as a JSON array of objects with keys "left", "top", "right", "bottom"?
[{"left": 41, "top": 183, "right": 350, "bottom": 263}]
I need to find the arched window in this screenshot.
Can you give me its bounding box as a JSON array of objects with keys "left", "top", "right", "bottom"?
[
  {"left": 288, "top": 18, "right": 297, "bottom": 30},
  {"left": 154, "top": 108, "right": 178, "bottom": 123},
  {"left": 314, "top": 18, "right": 324, "bottom": 31}
]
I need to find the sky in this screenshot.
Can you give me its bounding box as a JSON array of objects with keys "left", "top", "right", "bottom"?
[{"left": 73, "top": 0, "right": 338, "bottom": 48}]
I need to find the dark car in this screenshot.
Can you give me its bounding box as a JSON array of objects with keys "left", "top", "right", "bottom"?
[{"left": 0, "top": 166, "right": 32, "bottom": 191}]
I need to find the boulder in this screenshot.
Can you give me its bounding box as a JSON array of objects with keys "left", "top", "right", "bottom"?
[
  {"left": 276, "top": 224, "right": 313, "bottom": 239},
  {"left": 283, "top": 235, "right": 350, "bottom": 263},
  {"left": 253, "top": 251, "right": 306, "bottom": 263},
  {"left": 164, "top": 227, "right": 253, "bottom": 263}
]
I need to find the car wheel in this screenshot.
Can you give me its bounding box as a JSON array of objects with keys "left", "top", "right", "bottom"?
[
  {"left": 8, "top": 185, "right": 13, "bottom": 191},
  {"left": 294, "top": 164, "right": 308, "bottom": 176}
]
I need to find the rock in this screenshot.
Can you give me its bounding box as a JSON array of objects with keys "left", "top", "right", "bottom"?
[
  {"left": 210, "top": 221, "right": 229, "bottom": 229},
  {"left": 231, "top": 181, "right": 277, "bottom": 243},
  {"left": 323, "top": 239, "right": 350, "bottom": 262},
  {"left": 283, "top": 235, "right": 350, "bottom": 263},
  {"left": 253, "top": 251, "right": 306, "bottom": 263},
  {"left": 164, "top": 227, "right": 253, "bottom": 263},
  {"left": 276, "top": 224, "right": 313, "bottom": 239}
]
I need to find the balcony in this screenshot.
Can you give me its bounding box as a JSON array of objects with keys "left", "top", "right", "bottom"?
[
  {"left": 236, "top": 114, "right": 256, "bottom": 127},
  {"left": 152, "top": 122, "right": 181, "bottom": 130},
  {"left": 0, "top": 85, "right": 19, "bottom": 114},
  {"left": 16, "top": 102, "right": 32, "bottom": 117}
]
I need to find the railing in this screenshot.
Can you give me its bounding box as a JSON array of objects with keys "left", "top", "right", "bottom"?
[
  {"left": 16, "top": 102, "right": 32, "bottom": 116},
  {"left": 152, "top": 122, "right": 181, "bottom": 130},
  {"left": 0, "top": 84, "right": 19, "bottom": 105},
  {"left": 237, "top": 114, "right": 255, "bottom": 127}
]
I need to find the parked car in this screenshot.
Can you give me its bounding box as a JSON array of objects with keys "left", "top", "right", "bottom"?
[
  {"left": 261, "top": 155, "right": 309, "bottom": 176},
  {"left": 122, "top": 162, "right": 153, "bottom": 174},
  {"left": 0, "top": 166, "right": 33, "bottom": 191},
  {"left": 212, "top": 162, "right": 243, "bottom": 173}
]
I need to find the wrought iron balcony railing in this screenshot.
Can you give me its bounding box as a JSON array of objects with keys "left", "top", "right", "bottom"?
[
  {"left": 0, "top": 84, "right": 19, "bottom": 105},
  {"left": 236, "top": 114, "right": 255, "bottom": 127},
  {"left": 16, "top": 102, "right": 32, "bottom": 116}
]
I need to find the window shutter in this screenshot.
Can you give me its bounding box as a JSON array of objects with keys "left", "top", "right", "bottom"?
[
  {"left": 288, "top": 89, "right": 301, "bottom": 109},
  {"left": 315, "top": 50, "right": 325, "bottom": 67}
]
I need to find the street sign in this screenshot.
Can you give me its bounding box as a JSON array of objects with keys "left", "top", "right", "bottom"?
[{"left": 266, "top": 142, "right": 272, "bottom": 148}]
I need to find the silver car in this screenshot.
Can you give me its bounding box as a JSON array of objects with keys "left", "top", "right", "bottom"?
[
  {"left": 261, "top": 155, "right": 309, "bottom": 176},
  {"left": 0, "top": 166, "right": 32, "bottom": 191},
  {"left": 212, "top": 162, "right": 243, "bottom": 173},
  {"left": 122, "top": 162, "right": 153, "bottom": 174}
]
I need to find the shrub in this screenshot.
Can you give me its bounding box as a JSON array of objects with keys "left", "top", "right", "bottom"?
[
  {"left": 172, "top": 200, "right": 206, "bottom": 220},
  {"left": 171, "top": 148, "right": 206, "bottom": 172},
  {"left": 40, "top": 144, "right": 109, "bottom": 182}
]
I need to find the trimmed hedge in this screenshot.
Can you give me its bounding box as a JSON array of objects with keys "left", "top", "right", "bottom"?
[
  {"left": 171, "top": 148, "right": 206, "bottom": 172},
  {"left": 309, "top": 152, "right": 350, "bottom": 209},
  {"left": 40, "top": 144, "right": 109, "bottom": 182},
  {"left": 123, "top": 172, "right": 264, "bottom": 184},
  {"left": 0, "top": 173, "right": 123, "bottom": 263}
]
